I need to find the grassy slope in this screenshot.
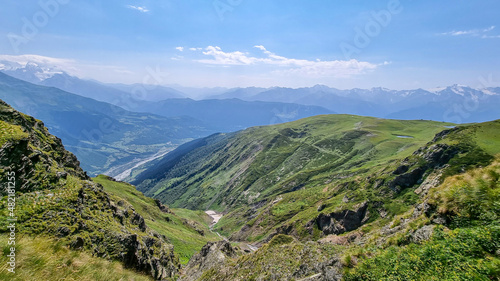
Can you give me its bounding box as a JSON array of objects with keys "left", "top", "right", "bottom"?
[
  {"left": 218, "top": 119, "right": 500, "bottom": 242},
  {"left": 93, "top": 175, "right": 219, "bottom": 264},
  {"left": 0, "top": 120, "right": 28, "bottom": 147},
  {"left": 137, "top": 115, "right": 454, "bottom": 240},
  {"left": 147, "top": 116, "right": 452, "bottom": 207},
  {"left": 190, "top": 134, "right": 500, "bottom": 281},
  {"left": 0, "top": 101, "right": 182, "bottom": 279},
  {"left": 0, "top": 234, "right": 153, "bottom": 281},
  {"left": 343, "top": 156, "right": 500, "bottom": 280}
]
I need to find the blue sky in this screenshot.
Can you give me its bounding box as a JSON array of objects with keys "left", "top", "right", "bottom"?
[{"left": 1, "top": 0, "right": 499, "bottom": 89}]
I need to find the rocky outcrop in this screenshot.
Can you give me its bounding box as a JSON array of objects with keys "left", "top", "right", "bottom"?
[
  {"left": 308, "top": 202, "right": 369, "bottom": 236},
  {"left": 179, "top": 241, "right": 237, "bottom": 281},
  {"left": 181, "top": 218, "right": 205, "bottom": 236},
  {"left": 388, "top": 143, "right": 460, "bottom": 192},
  {"left": 410, "top": 225, "right": 435, "bottom": 243},
  {"left": 155, "top": 198, "right": 172, "bottom": 213},
  {"left": 318, "top": 231, "right": 363, "bottom": 245},
  {"left": 414, "top": 172, "right": 443, "bottom": 195},
  {"left": 184, "top": 238, "right": 344, "bottom": 281},
  {"left": 119, "top": 233, "right": 178, "bottom": 280},
  {"left": 0, "top": 100, "right": 181, "bottom": 280},
  {"left": 0, "top": 99, "right": 87, "bottom": 194}
]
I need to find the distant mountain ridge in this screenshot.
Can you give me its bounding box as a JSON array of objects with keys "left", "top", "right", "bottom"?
[
  {"left": 210, "top": 84, "right": 500, "bottom": 123},
  {"left": 133, "top": 98, "right": 332, "bottom": 132},
  {"left": 2, "top": 58, "right": 498, "bottom": 124}
]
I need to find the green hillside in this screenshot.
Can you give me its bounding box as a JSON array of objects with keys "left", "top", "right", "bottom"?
[
  {"left": 2, "top": 93, "right": 499, "bottom": 280},
  {"left": 0, "top": 235, "right": 154, "bottom": 281},
  {"left": 0, "top": 99, "right": 214, "bottom": 280},
  {"left": 93, "top": 175, "right": 219, "bottom": 264},
  {"left": 135, "top": 115, "right": 456, "bottom": 238},
  {"left": 134, "top": 115, "right": 500, "bottom": 280}
]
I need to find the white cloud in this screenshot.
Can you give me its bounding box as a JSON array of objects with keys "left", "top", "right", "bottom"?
[
  {"left": 196, "top": 45, "right": 379, "bottom": 78},
  {"left": 126, "top": 5, "right": 149, "bottom": 13},
  {"left": 198, "top": 46, "right": 255, "bottom": 65},
  {"left": 440, "top": 26, "right": 498, "bottom": 38},
  {"left": 482, "top": 35, "right": 500, "bottom": 39},
  {"left": 176, "top": 47, "right": 184, "bottom": 52},
  {"left": 171, "top": 55, "right": 184, "bottom": 61},
  {"left": 189, "top": 47, "right": 202, "bottom": 51}
]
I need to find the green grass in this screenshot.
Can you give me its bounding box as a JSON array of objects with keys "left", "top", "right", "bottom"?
[
  {"left": 93, "top": 175, "right": 219, "bottom": 264},
  {"left": 428, "top": 157, "right": 500, "bottom": 226},
  {"left": 0, "top": 234, "right": 153, "bottom": 281},
  {"left": 470, "top": 120, "right": 500, "bottom": 155},
  {"left": 344, "top": 225, "right": 500, "bottom": 281},
  {"left": 136, "top": 115, "right": 500, "bottom": 249},
  {"left": 0, "top": 121, "right": 28, "bottom": 147},
  {"left": 139, "top": 115, "right": 454, "bottom": 240},
  {"left": 344, "top": 155, "right": 500, "bottom": 280}
]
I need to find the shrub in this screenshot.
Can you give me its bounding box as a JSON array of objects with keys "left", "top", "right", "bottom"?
[{"left": 344, "top": 225, "right": 500, "bottom": 281}]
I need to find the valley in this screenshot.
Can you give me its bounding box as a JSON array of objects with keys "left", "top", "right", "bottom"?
[
  {"left": 0, "top": 91, "right": 499, "bottom": 280},
  {"left": 105, "top": 147, "right": 174, "bottom": 181},
  {"left": 0, "top": 69, "right": 499, "bottom": 280},
  {"left": 1, "top": 2, "right": 499, "bottom": 280}
]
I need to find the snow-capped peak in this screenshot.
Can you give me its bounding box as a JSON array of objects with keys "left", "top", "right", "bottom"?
[
  {"left": 0, "top": 54, "right": 76, "bottom": 82},
  {"left": 426, "top": 86, "right": 447, "bottom": 94}
]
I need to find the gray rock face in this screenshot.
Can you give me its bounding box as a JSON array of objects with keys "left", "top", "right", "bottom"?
[
  {"left": 311, "top": 202, "right": 369, "bottom": 236},
  {"left": 119, "top": 233, "right": 178, "bottom": 280},
  {"left": 414, "top": 171, "right": 443, "bottom": 196},
  {"left": 179, "top": 241, "right": 237, "bottom": 281},
  {"left": 412, "top": 202, "right": 433, "bottom": 218},
  {"left": 388, "top": 143, "right": 460, "bottom": 192},
  {"left": 411, "top": 225, "right": 435, "bottom": 243}
]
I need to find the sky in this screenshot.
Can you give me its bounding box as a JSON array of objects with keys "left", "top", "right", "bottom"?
[{"left": 0, "top": 0, "right": 499, "bottom": 89}]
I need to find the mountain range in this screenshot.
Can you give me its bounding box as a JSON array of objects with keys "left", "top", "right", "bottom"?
[
  {"left": 2, "top": 59, "right": 499, "bottom": 125},
  {"left": 0, "top": 71, "right": 332, "bottom": 178},
  {"left": 211, "top": 84, "right": 500, "bottom": 123}
]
